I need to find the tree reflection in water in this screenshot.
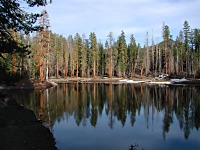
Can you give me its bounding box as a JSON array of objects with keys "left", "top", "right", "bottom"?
[{"left": 15, "top": 83, "right": 200, "bottom": 140}]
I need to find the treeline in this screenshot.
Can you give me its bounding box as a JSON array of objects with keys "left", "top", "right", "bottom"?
[{"left": 1, "top": 10, "right": 200, "bottom": 82}]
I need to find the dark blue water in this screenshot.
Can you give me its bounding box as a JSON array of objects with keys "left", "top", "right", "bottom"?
[{"left": 15, "top": 83, "right": 200, "bottom": 150}]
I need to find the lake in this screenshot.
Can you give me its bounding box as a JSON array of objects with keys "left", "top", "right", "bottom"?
[{"left": 15, "top": 83, "right": 200, "bottom": 150}]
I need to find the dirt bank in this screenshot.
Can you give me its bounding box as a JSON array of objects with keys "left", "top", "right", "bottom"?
[
  {"left": 0, "top": 79, "right": 57, "bottom": 90},
  {"left": 0, "top": 95, "right": 57, "bottom": 150}
]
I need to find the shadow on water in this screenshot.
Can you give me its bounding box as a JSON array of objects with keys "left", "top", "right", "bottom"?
[{"left": 11, "top": 83, "right": 200, "bottom": 149}]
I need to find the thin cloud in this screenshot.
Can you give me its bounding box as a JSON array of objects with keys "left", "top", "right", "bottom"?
[{"left": 32, "top": 0, "right": 199, "bottom": 44}]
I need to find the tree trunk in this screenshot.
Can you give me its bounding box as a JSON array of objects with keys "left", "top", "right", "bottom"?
[
  {"left": 39, "top": 51, "right": 43, "bottom": 83},
  {"left": 155, "top": 42, "right": 158, "bottom": 75},
  {"left": 81, "top": 70, "right": 85, "bottom": 77},
  {"left": 109, "top": 47, "right": 112, "bottom": 78},
  {"left": 46, "top": 32, "right": 50, "bottom": 80},
  {"left": 56, "top": 53, "right": 59, "bottom": 78},
  {"left": 76, "top": 63, "right": 78, "bottom": 77},
  {"left": 13, "top": 54, "right": 16, "bottom": 74},
  {"left": 165, "top": 46, "right": 168, "bottom": 74},
  {"left": 93, "top": 61, "right": 96, "bottom": 77},
  {"left": 140, "top": 61, "right": 144, "bottom": 79}
]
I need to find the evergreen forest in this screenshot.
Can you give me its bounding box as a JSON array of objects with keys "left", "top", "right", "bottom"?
[{"left": 1, "top": 2, "right": 200, "bottom": 83}]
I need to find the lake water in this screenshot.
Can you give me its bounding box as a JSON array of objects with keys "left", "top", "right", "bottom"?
[{"left": 15, "top": 83, "right": 200, "bottom": 150}]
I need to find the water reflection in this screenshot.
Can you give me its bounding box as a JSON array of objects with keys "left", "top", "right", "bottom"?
[{"left": 14, "top": 83, "right": 200, "bottom": 149}]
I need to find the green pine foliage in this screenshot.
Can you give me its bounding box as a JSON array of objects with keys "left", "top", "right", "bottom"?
[{"left": 1, "top": 1, "right": 200, "bottom": 83}]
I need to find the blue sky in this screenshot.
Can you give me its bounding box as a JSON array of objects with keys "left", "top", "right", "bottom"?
[{"left": 27, "top": 0, "right": 199, "bottom": 45}]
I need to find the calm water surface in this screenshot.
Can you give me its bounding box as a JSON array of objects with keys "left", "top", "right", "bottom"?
[{"left": 14, "top": 83, "right": 200, "bottom": 150}]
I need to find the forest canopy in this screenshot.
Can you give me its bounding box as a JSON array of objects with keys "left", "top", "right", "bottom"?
[
  {"left": 0, "top": 0, "right": 51, "bottom": 54},
  {"left": 0, "top": 0, "right": 52, "bottom": 82},
  {"left": 0, "top": 1, "right": 200, "bottom": 83}
]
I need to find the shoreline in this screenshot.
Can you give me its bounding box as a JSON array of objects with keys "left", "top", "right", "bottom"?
[
  {"left": 49, "top": 76, "right": 153, "bottom": 84},
  {"left": 0, "top": 79, "right": 57, "bottom": 90},
  {"left": 1, "top": 76, "right": 200, "bottom": 91},
  {"left": 49, "top": 77, "right": 200, "bottom": 86},
  {"left": 0, "top": 95, "right": 57, "bottom": 150}
]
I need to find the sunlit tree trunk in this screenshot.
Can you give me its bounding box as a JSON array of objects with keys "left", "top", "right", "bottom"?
[
  {"left": 108, "top": 32, "right": 113, "bottom": 78},
  {"left": 13, "top": 54, "right": 17, "bottom": 74},
  {"left": 46, "top": 32, "right": 50, "bottom": 80},
  {"left": 40, "top": 40, "right": 43, "bottom": 82},
  {"left": 13, "top": 32, "right": 17, "bottom": 74},
  {"left": 56, "top": 52, "right": 59, "bottom": 78}
]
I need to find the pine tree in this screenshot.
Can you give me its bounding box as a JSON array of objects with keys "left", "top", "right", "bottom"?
[
  {"left": 151, "top": 33, "right": 155, "bottom": 73},
  {"left": 38, "top": 10, "right": 50, "bottom": 82},
  {"left": 193, "top": 28, "right": 200, "bottom": 73},
  {"left": 133, "top": 43, "right": 141, "bottom": 76},
  {"left": 61, "top": 36, "right": 67, "bottom": 77},
  {"left": 67, "top": 35, "right": 74, "bottom": 77},
  {"left": 105, "top": 40, "right": 109, "bottom": 75},
  {"left": 176, "top": 31, "right": 184, "bottom": 75},
  {"left": 108, "top": 32, "right": 114, "bottom": 78},
  {"left": 127, "top": 34, "right": 137, "bottom": 77},
  {"left": 81, "top": 34, "right": 87, "bottom": 77},
  {"left": 17, "top": 31, "right": 26, "bottom": 79},
  {"left": 74, "top": 33, "right": 82, "bottom": 77},
  {"left": 162, "top": 25, "right": 170, "bottom": 74},
  {"left": 85, "top": 39, "right": 91, "bottom": 77},
  {"left": 89, "top": 32, "right": 97, "bottom": 77},
  {"left": 183, "top": 20, "right": 190, "bottom": 76},
  {"left": 155, "top": 38, "right": 159, "bottom": 75},
  {"left": 98, "top": 42, "right": 105, "bottom": 76},
  {"left": 117, "top": 30, "right": 127, "bottom": 77},
  {"left": 175, "top": 36, "right": 181, "bottom": 75},
  {"left": 145, "top": 32, "right": 150, "bottom": 76}
]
